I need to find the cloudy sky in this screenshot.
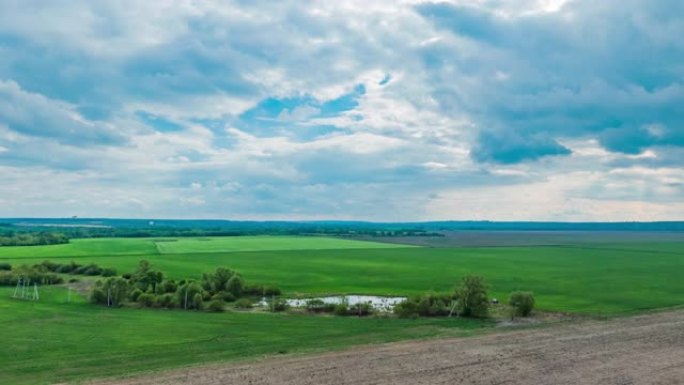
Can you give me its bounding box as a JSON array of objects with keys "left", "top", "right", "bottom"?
[{"left": 1, "top": 0, "right": 682, "bottom": 221}]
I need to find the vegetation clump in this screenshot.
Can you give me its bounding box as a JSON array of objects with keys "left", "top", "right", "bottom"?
[
  {"left": 0, "top": 264, "right": 64, "bottom": 286},
  {"left": 86, "top": 260, "right": 280, "bottom": 313},
  {"left": 34, "top": 261, "right": 117, "bottom": 277},
  {"left": 455, "top": 275, "right": 489, "bottom": 318},
  {"left": 509, "top": 291, "right": 535, "bottom": 318}
]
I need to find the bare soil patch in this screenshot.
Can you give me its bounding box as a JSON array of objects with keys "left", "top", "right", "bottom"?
[{"left": 91, "top": 310, "right": 684, "bottom": 385}]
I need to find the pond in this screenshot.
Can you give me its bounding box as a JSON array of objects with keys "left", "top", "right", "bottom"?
[{"left": 260, "top": 295, "right": 406, "bottom": 312}]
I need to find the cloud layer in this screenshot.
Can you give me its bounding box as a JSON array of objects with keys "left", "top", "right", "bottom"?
[{"left": 0, "top": 0, "right": 682, "bottom": 220}]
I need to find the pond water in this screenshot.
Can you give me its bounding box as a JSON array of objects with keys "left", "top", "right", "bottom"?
[{"left": 260, "top": 295, "right": 406, "bottom": 312}]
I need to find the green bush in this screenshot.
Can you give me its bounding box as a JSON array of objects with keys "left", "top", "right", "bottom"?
[
  {"left": 101, "top": 268, "right": 117, "bottom": 277},
  {"left": 227, "top": 275, "right": 245, "bottom": 296},
  {"left": 212, "top": 291, "right": 236, "bottom": 303},
  {"left": 305, "top": 298, "right": 326, "bottom": 313},
  {"left": 333, "top": 302, "right": 349, "bottom": 316},
  {"left": 394, "top": 299, "right": 418, "bottom": 318},
  {"left": 177, "top": 282, "right": 202, "bottom": 310},
  {"left": 129, "top": 288, "right": 143, "bottom": 302},
  {"left": 455, "top": 275, "right": 489, "bottom": 318},
  {"left": 269, "top": 298, "right": 289, "bottom": 312},
  {"left": 192, "top": 293, "right": 204, "bottom": 310},
  {"left": 0, "top": 263, "right": 12, "bottom": 271},
  {"left": 208, "top": 299, "right": 225, "bottom": 312},
  {"left": 234, "top": 298, "right": 253, "bottom": 309},
  {"left": 156, "top": 293, "right": 176, "bottom": 309},
  {"left": 137, "top": 293, "right": 156, "bottom": 307},
  {"left": 509, "top": 291, "right": 535, "bottom": 317},
  {"left": 348, "top": 302, "right": 374, "bottom": 317}
]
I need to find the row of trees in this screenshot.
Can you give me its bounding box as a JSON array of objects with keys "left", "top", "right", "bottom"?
[
  {"left": 394, "top": 275, "right": 535, "bottom": 319},
  {"left": 0, "top": 232, "right": 69, "bottom": 247},
  {"left": 90, "top": 261, "right": 281, "bottom": 313},
  {"left": 34, "top": 261, "right": 117, "bottom": 277},
  {"left": 0, "top": 264, "right": 64, "bottom": 286}
]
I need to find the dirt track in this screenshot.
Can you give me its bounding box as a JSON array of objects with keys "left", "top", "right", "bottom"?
[{"left": 93, "top": 310, "right": 684, "bottom": 385}]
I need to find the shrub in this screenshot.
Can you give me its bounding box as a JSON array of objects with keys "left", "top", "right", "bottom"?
[
  {"left": 129, "top": 288, "right": 143, "bottom": 302},
  {"left": 192, "top": 293, "right": 204, "bottom": 310},
  {"left": 269, "top": 298, "right": 289, "bottom": 312},
  {"left": 156, "top": 293, "right": 176, "bottom": 309},
  {"left": 227, "top": 275, "right": 244, "bottom": 296},
  {"left": 160, "top": 280, "right": 178, "bottom": 294},
  {"left": 101, "top": 268, "right": 117, "bottom": 277},
  {"left": 177, "top": 282, "right": 202, "bottom": 310},
  {"left": 394, "top": 299, "right": 419, "bottom": 318},
  {"left": 348, "top": 302, "right": 374, "bottom": 317},
  {"left": 234, "top": 298, "right": 253, "bottom": 309},
  {"left": 90, "top": 287, "right": 107, "bottom": 304},
  {"left": 393, "top": 293, "right": 451, "bottom": 317},
  {"left": 305, "top": 299, "right": 326, "bottom": 313},
  {"left": 333, "top": 302, "right": 349, "bottom": 316},
  {"left": 509, "top": 291, "right": 535, "bottom": 317},
  {"left": 455, "top": 275, "right": 489, "bottom": 318},
  {"left": 0, "top": 263, "right": 12, "bottom": 271},
  {"left": 208, "top": 299, "right": 225, "bottom": 312},
  {"left": 138, "top": 293, "right": 156, "bottom": 307},
  {"left": 212, "top": 291, "right": 236, "bottom": 302}
]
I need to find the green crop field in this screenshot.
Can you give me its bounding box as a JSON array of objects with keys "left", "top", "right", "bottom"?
[{"left": 1, "top": 235, "right": 683, "bottom": 384}]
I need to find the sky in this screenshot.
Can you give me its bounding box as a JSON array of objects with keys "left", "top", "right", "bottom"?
[{"left": 0, "top": 0, "right": 682, "bottom": 221}]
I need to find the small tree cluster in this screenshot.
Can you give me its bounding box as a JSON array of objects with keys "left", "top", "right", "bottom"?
[
  {"left": 508, "top": 291, "right": 535, "bottom": 318},
  {"left": 0, "top": 264, "right": 64, "bottom": 286},
  {"left": 455, "top": 275, "right": 489, "bottom": 318},
  {"left": 394, "top": 293, "right": 453, "bottom": 318}
]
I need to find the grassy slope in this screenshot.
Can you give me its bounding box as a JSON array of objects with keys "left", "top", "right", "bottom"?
[{"left": 0, "top": 286, "right": 485, "bottom": 385}]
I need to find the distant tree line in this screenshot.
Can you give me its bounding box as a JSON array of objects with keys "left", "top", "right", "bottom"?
[{"left": 0, "top": 232, "right": 69, "bottom": 247}]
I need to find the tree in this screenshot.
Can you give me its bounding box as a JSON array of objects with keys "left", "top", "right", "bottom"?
[
  {"left": 226, "top": 275, "right": 244, "bottom": 296},
  {"left": 509, "top": 291, "right": 535, "bottom": 318},
  {"left": 455, "top": 275, "right": 489, "bottom": 318},
  {"left": 91, "top": 277, "right": 129, "bottom": 307},
  {"left": 177, "top": 282, "right": 203, "bottom": 310}
]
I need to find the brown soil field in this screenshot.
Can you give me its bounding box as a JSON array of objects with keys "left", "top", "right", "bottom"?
[{"left": 92, "top": 309, "right": 684, "bottom": 385}]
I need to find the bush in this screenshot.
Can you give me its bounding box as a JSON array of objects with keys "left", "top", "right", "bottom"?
[
  {"left": 227, "top": 275, "right": 244, "bottom": 296},
  {"left": 455, "top": 275, "right": 489, "bottom": 318},
  {"left": 212, "top": 291, "right": 236, "bottom": 302},
  {"left": 333, "top": 302, "right": 349, "bottom": 316},
  {"left": 234, "top": 298, "right": 253, "bottom": 309},
  {"left": 160, "top": 280, "right": 178, "bottom": 294},
  {"left": 208, "top": 299, "right": 225, "bottom": 312},
  {"left": 393, "top": 293, "right": 451, "bottom": 317},
  {"left": 269, "top": 298, "right": 289, "bottom": 312},
  {"left": 348, "top": 302, "right": 374, "bottom": 317},
  {"left": 305, "top": 298, "right": 326, "bottom": 313},
  {"left": 509, "top": 291, "right": 535, "bottom": 317},
  {"left": 192, "top": 293, "right": 204, "bottom": 310},
  {"left": 156, "top": 293, "right": 176, "bottom": 309},
  {"left": 101, "top": 268, "right": 117, "bottom": 277},
  {"left": 138, "top": 293, "right": 156, "bottom": 307},
  {"left": 0, "top": 263, "right": 12, "bottom": 271},
  {"left": 394, "top": 300, "right": 418, "bottom": 318},
  {"left": 129, "top": 288, "right": 143, "bottom": 302},
  {"left": 177, "top": 282, "right": 202, "bottom": 310}
]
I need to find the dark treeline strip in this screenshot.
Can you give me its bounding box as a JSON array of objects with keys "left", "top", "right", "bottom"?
[{"left": 0, "top": 232, "right": 69, "bottom": 247}]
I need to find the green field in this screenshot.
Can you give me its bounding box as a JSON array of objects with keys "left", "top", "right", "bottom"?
[{"left": 1, "top": 236, "right": 683, "bottom": 384}]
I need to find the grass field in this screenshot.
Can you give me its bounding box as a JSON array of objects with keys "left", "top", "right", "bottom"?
[
  {"left": 1, "top": 235, "right": 683, "bottom": 384},
  {"left": 0, "top": 286, "right": 485, "bottom": 385}
]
